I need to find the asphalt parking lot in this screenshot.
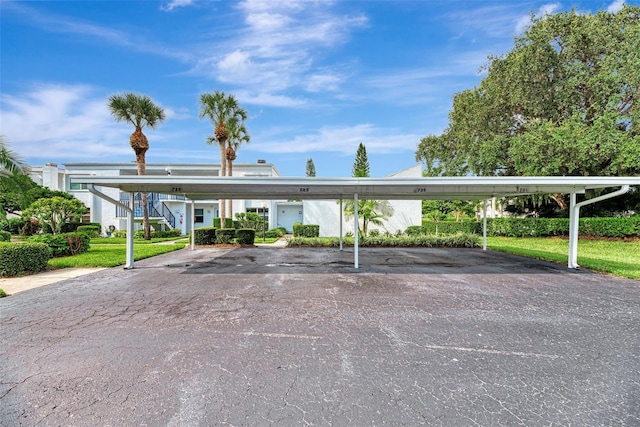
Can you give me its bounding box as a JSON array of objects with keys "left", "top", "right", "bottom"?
[{"left": 1, "top": 246, "right": 639, "bottom": 426}]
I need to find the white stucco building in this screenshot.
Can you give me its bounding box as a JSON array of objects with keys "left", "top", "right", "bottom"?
[{"left": 29, "top": 161, "right": 422, "bottom": 236}]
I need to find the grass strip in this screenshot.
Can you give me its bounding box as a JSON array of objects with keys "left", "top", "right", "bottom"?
[
  {"left": 48, "top": 243, "right": 186, "bottom": 268},
  {"left": 487, "top": 237, "right": 640, "bottom": 280}
]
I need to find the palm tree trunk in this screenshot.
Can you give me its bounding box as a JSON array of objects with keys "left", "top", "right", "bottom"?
[
  {"left": 136, "top": 152, "right": 151, "bottom": 240},
  {"left": 227, "top": 157, "right": 233, "bottom": 219},
  {"left": 219, "top": 142, "right": 227, "bottom": 227}
]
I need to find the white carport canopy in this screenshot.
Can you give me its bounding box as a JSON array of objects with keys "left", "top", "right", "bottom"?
[{"left": 75, "top": 175, "right": 640, "bottom": 270}]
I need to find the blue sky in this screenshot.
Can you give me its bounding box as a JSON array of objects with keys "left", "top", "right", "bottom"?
[{"left": 0, "top": 0, "right": 633, "bottom": 177}]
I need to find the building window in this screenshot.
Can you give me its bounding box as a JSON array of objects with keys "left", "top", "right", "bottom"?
[
  {"left": 195, "top": 208, "right": 204, "bottom": 223},
  {"left": 69, "top": 183, "right": 88, "bottom": 190}
]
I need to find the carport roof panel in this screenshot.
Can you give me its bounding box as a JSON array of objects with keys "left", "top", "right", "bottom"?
[{"left": 73, "top": 175, "right": 640, "bottom": 200}]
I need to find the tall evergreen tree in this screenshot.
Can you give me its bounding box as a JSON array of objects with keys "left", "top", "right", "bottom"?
[
  {"left": 342, "top": 143, "right": 393, "bottom": 235},
  {"left": 352, "top": 143, "right": 370, "bottom": 177},
  {"left": 305, "top": 158, "right": 316, "bottom": 177}
]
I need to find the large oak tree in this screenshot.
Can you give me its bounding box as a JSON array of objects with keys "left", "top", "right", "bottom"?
[{"left": 416, "top": 5, "right": 640, "bottom": 187}]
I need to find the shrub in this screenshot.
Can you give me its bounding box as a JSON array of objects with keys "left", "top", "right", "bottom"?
[
  {"left": 0, "top": 288, "right": 6, "bottom": 298},
  {"left": 0, "top": 242, "right": 50, "bottom": 277},
  {"left": 292, "top": 222, "right": 303, "bottom": 237},
  {"left": 112, "top": 229, "right": 127, "bottom": 238},
  {"left": 484, "top": 217, "right": 640, "bottom": 238},
  {"left": 1, "top": 218, "right": 24, "bottom": 234},
  {"left": 28, "top": 234, "right": 70, "bottom": 257},
  {"left": 77, "top": 225, "right": 101, "bottom": 238},
  {"left": 405, "top": 225, "right": 423, "bottom": 235},
  {"left": 216, "top": 228, "right": 236, "bottom": 244},
  {"left": 21, "top": 219, "right": 41, "bottom": 236},
  {"left": 286, "top": 232, "right": 480, "bottom": 248},
  {"left": 236, "top": 228, "right": 256, "bottom": 244},
  {"left": 213, "top": 217, "right": 234, "bottom": 229},
  {"left": 301, "top": 224, "right": 320, "bottom": 237},
  {"left": 234, "top": 212, "right": 265, "bottom": 230},
  {"left": 0, "top": 231, "right": 10, "bottom": 242},
  {"left": 28, "top": 232, "right": 90, "bottom": 256},
  {"left": 579, "top": 217, "right": 640, "bottom": 238},
  {"left": 193, "top": 227, "right": 216, "bottom": 245},
  {"left": 61, "top": 232, "right": 91, "bottom": 255},
  {"left": 265, "top": 227, "right": 287, "bottom": 238},
  {"left": 151, "top": 228, "right": 182, "bottom": 238},
  {"left": 422, "top": 220, "right": 481, "bottom": 235},
  {"left": 61, "top": 222, "right": 101, "bottom": 233}
]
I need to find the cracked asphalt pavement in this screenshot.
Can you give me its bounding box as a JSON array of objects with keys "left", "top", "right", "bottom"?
[{"left": 1, "top": 247, "right": 639, "bottom": 426}]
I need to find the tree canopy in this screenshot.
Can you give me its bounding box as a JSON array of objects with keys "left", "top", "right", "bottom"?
[
  {"left": 22, "top": 196, "right": 87, "bottom": 235},
  {"left": 0, "top": 136, "right": 27, "bottom": 178},
  {"left": 416, "top": 5, "right": 640, "bottom": 178}
]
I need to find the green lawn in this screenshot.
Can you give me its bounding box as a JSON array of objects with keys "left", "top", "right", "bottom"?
[
  {"left": 48, "top": 243, "right": 187, "bottom": 268},
  {"left": 487, "top": 237, "right": 640, "bottom": 280}
]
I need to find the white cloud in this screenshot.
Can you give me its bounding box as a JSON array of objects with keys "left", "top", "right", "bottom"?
[
  {"left": 247, "top": 124, "right": 420, "bottom": 155},
  {"left": 161, "top": 0, "right": 195, "bottom": 12},
  {"left": 0, "top": 84, "right": 173, "bottom": 163},
  {"left": 191, "top": 0, "right": 368, "bottom": 106},
  {"left": 515, "top": 3, "right": 561, "bottom": 34},
  {"left": 607, "top": 0, "right": 626, "bottom": 13}
]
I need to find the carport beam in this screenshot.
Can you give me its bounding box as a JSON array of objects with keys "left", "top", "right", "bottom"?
[{"left": 354, "top": 193, "right": 359, "bottom": 269}]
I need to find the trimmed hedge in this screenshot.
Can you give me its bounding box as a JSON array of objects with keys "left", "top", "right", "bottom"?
[
  {"left": 302, "top": 224, "right": 320, "bottom": 237},
  {"left": 77, "top": 225, "right": 100, "bottom": 238},
  {"left": 0, "top": 242, "right": 50, "bottom": 277},
  {"left": 133, "top": 228, "right": 183, "bottom": 239},
  {"left": 292, "top": 222, "right": 303, "bottom": 237},
  {"left": 236, "top": 228, "right": 256, "bottom": 244},
  {"left": 0, "top": 218, "right": 24, "bottom": 234},
  {"left": 286, "top": 232, "right": 480, "bottom": 248},
  {"left": 194, "top": 227, "right": 216, "bottom": 245},
  {"left": 27, "top": 232, "right": 90, "bottom": 257},
  {"left": 293, "top": 223, "right": 320, "bottom": 238},
  {"left": 28, "top": 234, "right": 70, "bottom": 257},
  {"left": 216, "top": 228, "right": 236, "bottom": 244},
  {"left": 0, "top": 231, "right": 10, "bottom": 242},
  {"left": 61, "top": 222, "right": 101, "bottom": 233},
  {"left": 417, "top": 217, "right": 640, "bottom": 238},
  {"left": 265, "top": 227, "right": 287, "bottom": 238}
]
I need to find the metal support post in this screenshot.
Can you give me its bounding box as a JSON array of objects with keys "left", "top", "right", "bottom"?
[
  {"left": 482, "top": 199, "right": 488, "bottom": 251},
  {"left": 354, "top": 193, "right": 359, "bottom": 269}
]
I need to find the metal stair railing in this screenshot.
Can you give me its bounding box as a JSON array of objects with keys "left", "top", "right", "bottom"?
[{"left": 116, "top": 193, "right": 175, "bottom": 228}]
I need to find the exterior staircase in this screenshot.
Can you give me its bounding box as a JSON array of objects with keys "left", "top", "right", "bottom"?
[{"left": 117, "top": 193, "right": 177, "bottom": 229}]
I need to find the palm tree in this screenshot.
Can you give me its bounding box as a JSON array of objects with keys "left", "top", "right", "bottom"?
[
  {"left": 108, "top": 93, "right": 165, "bottom": 240},
  {"left": 225, "top": 116, "right": 250, "bottom": 218},
  {"left": 343, "top": 199, "right": 394, "bottom": 236},
  {"left": 199, "top": 91, "right": 247, "bottom": 226},
  {"left": 0, "top": 135, "right": 27, "bottom": 177}
]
